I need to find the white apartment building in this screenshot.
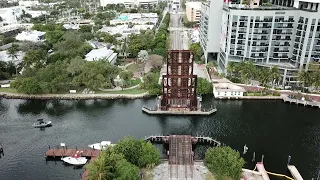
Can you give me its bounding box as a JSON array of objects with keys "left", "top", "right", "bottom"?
[
  {"left": 185, "top": 2, "right": 201, "bottom": 22},
  {"left": 200, "top": 0, "right": 320, "bottom": 86},
  {"left": 199, "top": 0, "right": 223, "bottom": 62},
  {"left": 100, "top": 0, "right": 158, "bottom": 8}
]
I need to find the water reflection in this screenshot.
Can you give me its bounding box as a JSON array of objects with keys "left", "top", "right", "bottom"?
[
  {"left": 0, "top": 97, "right": 319, "bottom": 179},
  {"left": 16, "top": 99, "right": 118, "bottom": 115}
]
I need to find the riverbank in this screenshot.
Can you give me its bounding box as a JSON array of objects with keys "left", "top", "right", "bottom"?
[{"left": 0, "top": 91, "right": 150, "bottom": 100}]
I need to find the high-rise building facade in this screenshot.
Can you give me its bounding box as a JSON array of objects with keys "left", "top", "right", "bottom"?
[
  {"left": 200, "top": 0, "right": 320, "bottom": 85},
  {"left": 185, "top": 2, "right": 202, "bottom": 22}
]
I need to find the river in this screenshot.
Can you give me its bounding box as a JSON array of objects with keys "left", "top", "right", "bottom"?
[{"left": 0, "top": 96, "right": 319, "bottom": 180}]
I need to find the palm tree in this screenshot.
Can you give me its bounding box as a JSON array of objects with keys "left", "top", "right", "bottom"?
[
  {"left": 226, "top": 62, "right": 236, "bottom": 77},
  {"left": 239, "top": 61, "right": 256, "bottom": 85},
  {"left": 308, "top": 63, "right": 320, "bottom": 91},
  {"left": 298, "top": 70, "right": 312, "bottom": 93},
  {"left": 312, "top": 72, "right": 320, "bottom": 91},
  {"left": 85, "top": 151, "right": 114, "bottom": 180},
  {"left": 270, "top": 66, "right": 280, "bottom": 89},
  {"left": 121, "top": 37, "right": 128, "bottom": 59},
  {"left": 258, "top": 67, "right": 271, "bottom": 95},
  {"left": 7, "top": 43, "right": 19, "bottom": 76}
]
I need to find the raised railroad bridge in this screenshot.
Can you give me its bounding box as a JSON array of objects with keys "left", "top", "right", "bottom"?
[{"left": 145, "top": 135, "right": 221, "bottom": 179}]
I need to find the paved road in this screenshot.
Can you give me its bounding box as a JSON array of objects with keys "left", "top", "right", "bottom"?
[{"left": 170, "top": 12, "right": 189, "bottom": 50}]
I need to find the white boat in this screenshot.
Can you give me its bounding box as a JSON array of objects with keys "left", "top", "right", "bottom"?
[
  {"left": 61, "top": 151, "right": 87, "bottom": 166},
  {"left": 32, "top": 119, "right": 52, "bottom": 128},
  {"left": 88, "top": 141, "right": 115, "bottom": 150}
]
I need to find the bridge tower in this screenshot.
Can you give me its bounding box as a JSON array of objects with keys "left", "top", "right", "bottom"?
[{"left": 158, "top": 50, "right": 198, "bottom": 111}]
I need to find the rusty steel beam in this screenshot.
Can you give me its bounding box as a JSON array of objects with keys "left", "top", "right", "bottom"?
[{"left": 161, "top": 50, "right": 198, "bottom": 111}]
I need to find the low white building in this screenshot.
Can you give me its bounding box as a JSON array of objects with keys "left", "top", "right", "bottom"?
[
  {"left": 110, "top": 13, "right": 158, "bottom": 25},
  {"left": 213, "top": 83, "right": 246, "bottom": 98},
  {"left": 15, "top": 30, "right": 46, "bottom": 42},
  {"left": 99, "top": 24, "right": 154, "bottom": 36},
  {"left": 0, "top": 50, "right": 25, "bottom": 63},
  {"left": 26, "top": 10, "right": 48, "bottom": 18},
  {"left": 0, "top": 23, "right": 34, "bottom": 33},
  {"left": 100, "top": 0, "right": 158, "bottom": 8},
  {"left": 85, "top": 47, "right": 118, "bottom": 65},
  {"left": 63, "top": 23, "right": 80, "bottom": 30},
  {"left": 0, "top": 6, "right": 25, "bottom": 25},
  {"left": 19, "top": 1, "right": 40, "bottom": 7}
]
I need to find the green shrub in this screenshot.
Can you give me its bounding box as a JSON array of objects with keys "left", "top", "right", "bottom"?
[
  {"left": 205, "top": 146, "right": 245, "bottom": 180},
  {"left": 273, "top": 91, "right": 281, "bottom": 96}
]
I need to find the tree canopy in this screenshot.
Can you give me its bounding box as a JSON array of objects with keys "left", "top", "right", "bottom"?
[
  {"left": 190, "top": 43, "right": 203, "bottom": 63},
  {"left": 197, "top": 77, "right": 213, "bottom": 95},
  {"left": 205, "top": 146, "right": 245, "bottom": 180},
  {"left": 140, "top": 70, "right": 162, "bottom": 95},
  {"left": 86, "top": 136, "right": 160, "bottom": 180},
  {"left": 114, "top": 136, "right": 160, "bottom": 168}
]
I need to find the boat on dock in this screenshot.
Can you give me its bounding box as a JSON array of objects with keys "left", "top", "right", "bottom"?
[
  {"left": 88, "top": 141, "right": 115, "bottom": 150},
  {"left": 61, "top": 151, "right": 87, "bottom": 166},
  {"left": 32, "top": 119, "right": 52, "bottom": 128}
]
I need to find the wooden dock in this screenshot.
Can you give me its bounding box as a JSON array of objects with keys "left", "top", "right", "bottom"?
[
  {"left": 45, "top": 147, "right": 100, "bottom": 158},
  {"left": 287, "top": 165, "right": 304, "bottom": 180}
]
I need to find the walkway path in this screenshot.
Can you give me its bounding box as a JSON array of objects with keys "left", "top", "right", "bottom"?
[{"left": 235, "top": 84, "right": 320, "bottom": 102}]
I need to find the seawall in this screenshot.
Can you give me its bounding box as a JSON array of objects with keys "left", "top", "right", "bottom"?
[
  {"left": 215, "top": 96, "right": 282, "bottom": 100},
  {"left": 0, "top": 92, "right": 150, "bottom": 100}
]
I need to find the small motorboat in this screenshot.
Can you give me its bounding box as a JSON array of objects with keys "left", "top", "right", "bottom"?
[
  {"left": 61, "top": 151, "right": 87, "bottom": 166},
  {"left": 32, "top": 119, "right": 52, "bottom": 128},
  {"left": 88, "top": 141, "right": 115, "bottom": 150}
]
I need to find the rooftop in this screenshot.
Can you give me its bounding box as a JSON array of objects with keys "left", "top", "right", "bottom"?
[
  {"left": 85, "top": 47, "right": 117, "bottom": 63},
  {"left": 214, "top": 83, "right": 246, "bottom": 92},
  {"left": 186, "top": 2, "right": 202, "bottom": 9},
  {"left": 15, "top": 30, "right": 46, "bottom": 42}
]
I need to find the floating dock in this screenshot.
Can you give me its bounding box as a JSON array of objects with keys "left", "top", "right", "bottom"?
[
  {"left": 142, "top": 106, "right": 217, "bottom": 115},
  {"left": 45, "top": 147, "right": 100, "bottom": 158}
]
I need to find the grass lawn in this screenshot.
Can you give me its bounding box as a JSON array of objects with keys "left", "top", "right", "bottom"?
[
  {"left": 98, "top": 88, "right": 147, "bottom": 94},
  {"left": 126, "top": 63, "right": 141, "bottom": 72},
  {"left": 130, "top": 78, "right": 141, "bottom": 86},
  {"left": 0, "top": 88, "right": 17, "bottom": 93}
]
